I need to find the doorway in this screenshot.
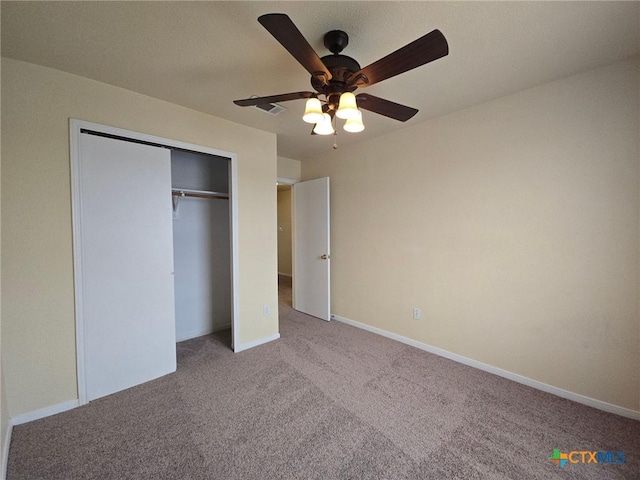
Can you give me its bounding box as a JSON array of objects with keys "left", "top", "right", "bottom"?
[
  {"left": 277, "top": 179, "right": 295, "bottom": 307},
  {"left": 172, "top": 151, "right": 231, "bottom": 342},
  {"left": 276, "top": 177, "right": 331, "bottom": 321}
]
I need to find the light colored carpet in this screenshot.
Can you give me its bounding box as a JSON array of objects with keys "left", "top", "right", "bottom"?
[{"left": 7, "top": 280, "right": 639, "bottom": 479}]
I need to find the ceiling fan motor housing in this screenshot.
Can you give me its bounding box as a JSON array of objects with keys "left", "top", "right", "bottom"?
[
  {"left": 312, "top": 54, "right": 361, "bottom": 108},
  {"left": 311, "top": 29, "right": 361, "bottom": 106}
]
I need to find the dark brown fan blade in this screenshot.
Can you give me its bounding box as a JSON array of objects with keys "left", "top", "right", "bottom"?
[
  {"left": 258, "top": 13, "right": 332, "bottom": 84},
  {"left": 348, "top": 29, "right": 448, "bottom": 87},
  {"left": 356, "top": 94, "right": 418, "bottom": 122},
  {"left": 233, "top": 91, "right": 315, "bottom": 107}
]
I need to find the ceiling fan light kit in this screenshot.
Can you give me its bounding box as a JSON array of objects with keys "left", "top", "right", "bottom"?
[
  {"left": 302, "top": 97, "right": 324, "bottom": 124},
  {"left": 233, "top": 13, "right": 448, "bottom": 147},
  {"left": 313, "top": 113, "right": 335, "bottom": 135},
  {"left": 336, "top": 91, "right": 359, "bottom": 120},
  {"left": 343, "top": 109, "right": 365, "bottom": 133}
]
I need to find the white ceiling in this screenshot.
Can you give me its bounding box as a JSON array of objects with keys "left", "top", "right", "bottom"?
[{"left": 2, "top": 1, "right": 639, "bottom": 160}]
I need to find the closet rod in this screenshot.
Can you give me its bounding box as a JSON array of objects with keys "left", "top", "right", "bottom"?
[{"left": 171, "top": 188, "right": 229, "bottom": 200}]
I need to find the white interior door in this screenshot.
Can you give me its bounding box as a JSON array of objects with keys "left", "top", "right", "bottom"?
[
  {"left": 78, "top": 132, "right": 176, "bottom": 401},
  {"left": 293, "top": 177, "right": 330, "bottom": 320}
]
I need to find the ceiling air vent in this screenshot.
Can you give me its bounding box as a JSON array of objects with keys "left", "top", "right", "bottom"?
[{"left": 250, "top": 95, "right": 286, "bottom": 116}]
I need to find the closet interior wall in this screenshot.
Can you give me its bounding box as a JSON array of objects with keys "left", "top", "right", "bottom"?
[{"left": 171, "top": 150, "right": 231, "bottom": 342}]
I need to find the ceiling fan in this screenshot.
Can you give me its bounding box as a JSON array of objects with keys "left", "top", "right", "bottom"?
[{"left": 234, "top": 13, "right": 448, "bottom": 137}]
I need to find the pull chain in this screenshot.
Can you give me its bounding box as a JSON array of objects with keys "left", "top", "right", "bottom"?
[{"left": 332, "top": 115, "right": 338, "bottom": 149}]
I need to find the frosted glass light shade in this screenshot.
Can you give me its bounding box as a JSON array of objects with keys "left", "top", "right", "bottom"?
[
  {"left": 302, "top": 98, "right": 324, "bottom": 124},
  {"left": 336, "top": 92, "right": 359, "bottom": 120},
  {"left": 343, "top": 109, "right": 365, "bottom": 133},
  {"left": 313, "top": 113, "right": 335, "bottom": 135}
]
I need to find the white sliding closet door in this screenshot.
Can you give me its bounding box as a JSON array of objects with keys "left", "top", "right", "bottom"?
[{"left": 78, "top": 133, "right": 176, "bottom": 401}]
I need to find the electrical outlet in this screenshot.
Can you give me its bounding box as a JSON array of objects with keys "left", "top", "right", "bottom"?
[
  {"left": 413, "top": 307, "right": 422, "bottom": 320},
  {"left": 263, "top": 304, "right": 270, "bottom": 316}
]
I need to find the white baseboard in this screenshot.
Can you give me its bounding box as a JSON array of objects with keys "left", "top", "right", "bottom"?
[
  {"left": 332, "top": 314, "right": 640, "bottom": 420},
  {"left": 11, "top": 399, "right": 80, "bottom": 426},
  {"left": 2, "top": 418, "right": 12, "bottom": 480},
  {"left": 235, "top": 333, "right": 280, "bottom": 353},
  {"left": 176, "top": 323, "right": 231, "bottom": 343}
]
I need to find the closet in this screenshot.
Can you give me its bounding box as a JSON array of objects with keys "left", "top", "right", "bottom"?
[
  {"left": 171, "top": 150, "right": 231, "bottom": 342},
  {"left": 72, "top": 123, "right": 235, "bottom": 403}
]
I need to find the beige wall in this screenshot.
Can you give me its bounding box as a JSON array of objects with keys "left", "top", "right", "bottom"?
[
  {"left": 1, "top": 57, "right": 279, "bottom": 417},
  {"left": 303, "top": 58, "right": 640, "bottom": 411},
  {"left": 277, "top": 190, "right": 293, "bottom": 276},
  {"left": 277, "top": 156, "right": 301, "bottom": 182}
]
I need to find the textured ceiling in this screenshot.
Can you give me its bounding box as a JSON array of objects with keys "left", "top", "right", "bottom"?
[{"left": 2, "top": 1, "right": 639, "bottom": 160}]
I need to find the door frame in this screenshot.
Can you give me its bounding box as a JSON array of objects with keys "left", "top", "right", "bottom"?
[
  {"left": 70, "top": 119, "right": 240, "bottom": 405},
  {"left": 292, "top": 177, "right": 331, "bottom": 321},
  {"left": 277, "top": 177, "right": 297, "bottom": 187}
]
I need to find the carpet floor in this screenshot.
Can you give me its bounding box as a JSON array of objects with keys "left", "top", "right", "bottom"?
[{"left": 7, "top": 280, "right": 639, "bottom": 479}]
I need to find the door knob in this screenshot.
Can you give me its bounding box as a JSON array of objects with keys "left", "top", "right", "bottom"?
[{"left": 320, "top": 254, "right": 330, "bottom": 260}]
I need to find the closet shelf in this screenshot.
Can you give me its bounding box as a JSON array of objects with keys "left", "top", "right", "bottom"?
[{"left": 171, "top": 188, "right": 229, "bottom": 200}]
